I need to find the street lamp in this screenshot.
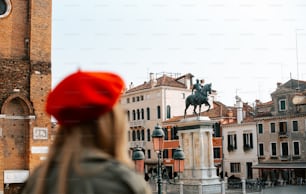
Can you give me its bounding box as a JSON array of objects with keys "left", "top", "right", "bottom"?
[
  {"left": 152, "top": 124, "right": 165, "bottom": 194},
  {"left": 132, "top": 146, "right": 145, "bottom": 173},
  {"left": 173, "top": 147, "right": 185, "bottom": 181}
]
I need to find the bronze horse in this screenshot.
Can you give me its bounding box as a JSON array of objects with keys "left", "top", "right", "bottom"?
[{"left": 184, "top": 83, "right": 212, "bottom": 118}]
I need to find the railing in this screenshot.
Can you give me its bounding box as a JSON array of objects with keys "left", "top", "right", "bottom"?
[
  {"left": 148, "top": 178, "right": 265, "bottom": 194},
  {"left": 279, "top": 131, "right": 289, "bottom": 138},
  {"left": 129, "top": 120, "right": 145, "bottom": 127}
]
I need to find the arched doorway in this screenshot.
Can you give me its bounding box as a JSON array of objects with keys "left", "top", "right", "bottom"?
[{"left": 1, "top": 95, "right": 32, "bottom": 194}]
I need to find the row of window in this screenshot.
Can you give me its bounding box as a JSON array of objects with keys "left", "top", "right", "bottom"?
[
  {"left": 258, "top": 141, "right": 301, "bottom": 157},
  {"left": 127, "top": 105, "right": 171, "bottom": 121},
  {"left": 227, "top": 133, "right": 253, "bottom": 151},
  {"left": 258, "top": 120, "right": 300, "bottom": 134},
  {"left": 126, "top": 95, "right": 144, "bottom": 103},
  {"left": 129, "top": 127, "right": 179, "bottom": 142},
  {"left": 129, "top": 129, "right": 151, "bottom": 142},
  {"left": 137, "top": 148, "right": 186, "bottom": 160}
]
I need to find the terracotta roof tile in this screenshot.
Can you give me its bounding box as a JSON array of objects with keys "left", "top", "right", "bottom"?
[{"left": 125, "top": 74, "right": 187, "bottom": 93}]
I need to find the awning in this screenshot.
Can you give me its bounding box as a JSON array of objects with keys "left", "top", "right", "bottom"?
[{"left": 252, "top": 163, "right": 306, "bottom": 169}]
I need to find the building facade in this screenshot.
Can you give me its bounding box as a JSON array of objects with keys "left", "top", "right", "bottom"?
[
  {"left": 222, "top": 96, "right": 259, "bottom": 180},
  {"left": 121, "top": 73, "right": 194, "bottom": 175},
  {"left": 254, "top": 79, "right": 306, "bottom": 185},
  {"left": 0, "top": 0, "right": 52, "bottom": 193}
]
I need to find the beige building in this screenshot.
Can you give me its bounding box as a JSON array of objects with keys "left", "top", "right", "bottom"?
[
  {"left": 222, "top": 96, "right": 259, "bottom": 180},
  {"left": 121, "top": 73, "right": 195, "bottom": 171},
  {"left": 253, "top": 79, "right": 306, "bottom": 185}
]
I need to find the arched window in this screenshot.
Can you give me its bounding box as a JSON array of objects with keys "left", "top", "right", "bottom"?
[
  {"left": 141, "top": 108, "right": 144, "bottom": 120},
  {"left": 137, "top": 130, "right": 140, "bottom": 140},
  {"left": 141, "top": 129, "right": 145, "bottom": 141},
  {"left": 157, "top": 105, "right": 161, "bottom": 119},
  {"left": 132, "top": 110, "right": 136, "bottom": 120},
  {"left": 147, "top": 129, "right": 151, "bottom": 141},
  {"left": 146, "top": 107, "right": 150, "bottom": 120},
  {"left": 137, "top": 109, "right": 140, "bottom": 120},
  {"left": 132, "top": 130, "right": 136, "bottom": 141},
  {"left": 166, "top": 105, "right": 171, "bottom": 119},
  {"left": 127, "top": 110, "right": 130, "bottom": 121}
]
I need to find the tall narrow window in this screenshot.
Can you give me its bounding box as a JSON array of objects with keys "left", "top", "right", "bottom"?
[
  {"left": 258, "top": 124, "right": 263, "bottom": 134},
  {"left": 259, "top": 143, "right": 264, "bottom": 156},
  {"left": 132, "top": 130, "right": 136, "bottom": 141},
  {"left": 213, "top": 122, "right": 221, "bottom": 137},
  {"left": 141, "top": 109, "right": 144, "bottom": 120},
  {"left": 271, "top": 143, "right": 277, "bottom": 156},
  {"left": 157, "top": 105, "right": 161, "bottom": 119},
  {"left": 141, "top": 129, "right": 145, "bottom": 141},
  {"left": 279, "top": 99, "right": 286, "bottom": 111},
  {"left": 293, "top": 141, "right": 300, "bottom": 156},
  {"left": 227, "top": 134, "right": 237, "bottom": 151},
  {"left": 147, "top": 129, "right": 151, "bottom": 141},
  {"left": 166, "top": 105, "right": 171, "bottom": 119},
  {"left": 163, "top": 128, "right": 168, "bottom": 140},
  {"left": 279, "top": 121, "right": 287, "bottom": 134},
  {"left": 137, "top": 109, "right": 140, "bottom": 120},
  {"left": 213, "top": 147, "right": 221, "bottom": 159},
  {"left": 171, "top": 127, "right": 179, "bottom": 140},
  {"left": 147, "top": 149, "right": 151, "bottom": 159},
  {"left": 281, "top": 142, "right": 289, "bottom": 157},
  {"left": 146, "top": 107, "right": 150, "bottom": 120},
  {"left": 292, "top": 121, "right": 298, "bottom": 132},
  {"left": 243, "top": 133, "right": 253, "bottom": 150},
  {"left": 127, "top": 110, "right": 130, "bottom": 121},
  {"left": 270, "top": 123, "right": 275, "bottom": 133},
  {"left": 132, "top": 110, "right": 136, "bottom": 120},
  {"left": 137, "top": 130, "right": 140, "bottom": 140}
]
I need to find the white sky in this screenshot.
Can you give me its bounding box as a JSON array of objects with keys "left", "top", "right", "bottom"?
[{"left": 52, "top": 0, "right": 306, "bottom": 106}]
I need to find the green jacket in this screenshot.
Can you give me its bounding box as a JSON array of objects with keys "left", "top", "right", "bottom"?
[{"left": 21, "top": 151, "right": 152, "bottom": 194}]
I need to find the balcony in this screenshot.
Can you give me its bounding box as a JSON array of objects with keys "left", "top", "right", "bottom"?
[
  {"left": 243, "top": 144, "right": 252, "bottom": 151},
  {"left": 278, "top": 131, "right": 289, "bottom": 138},
  {"left": 129, "top": 141, "right": 147, "bottom": 148},
  {"left": 129, "top": 120, "right": 145, "bottom": 127},
  {"left": 227, "top": 145, "right": 236, "bottom": 152}
]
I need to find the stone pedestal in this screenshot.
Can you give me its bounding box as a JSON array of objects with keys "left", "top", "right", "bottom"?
[{"left": 177, "top": 116, "right": 221, "bottom": 194}]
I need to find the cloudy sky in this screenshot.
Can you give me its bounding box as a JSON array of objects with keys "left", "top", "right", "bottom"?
[{"left": 52, "top": 0, "right": 306, "bottom": 106}]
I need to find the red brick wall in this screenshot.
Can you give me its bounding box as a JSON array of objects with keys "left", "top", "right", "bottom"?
[{"left": 0, "top": 0, "right": 52, "bottom": 193}]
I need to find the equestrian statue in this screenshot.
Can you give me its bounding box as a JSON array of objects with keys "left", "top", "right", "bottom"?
[{"left": 184, "top": 79, "right": 212, "bottom": 118}]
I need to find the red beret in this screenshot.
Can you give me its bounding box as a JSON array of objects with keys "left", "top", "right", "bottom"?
[{"left": 46, "top": 71, "right": 125, "bottom": 126}]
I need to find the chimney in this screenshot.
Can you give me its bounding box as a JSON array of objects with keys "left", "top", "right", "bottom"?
[
  {"left": 235, "top": 96, "right": 243, "bottom": 124},
  {"left": 277, "top": 82, "right": 282, "bottom": 88},
  {"left": 129, "top": 82, "right": 134, "bottom": 89},
  {"left": 149, "top": 72, "right": 157, "bottom": 87}
]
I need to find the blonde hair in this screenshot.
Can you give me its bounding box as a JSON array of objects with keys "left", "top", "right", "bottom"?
[{"left": 33, "top": 103, "right": 132, "bottom": 194}]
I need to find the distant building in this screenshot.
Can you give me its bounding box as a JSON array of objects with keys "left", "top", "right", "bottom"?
[
  {"left": 253, "top": 79, "right": 306, "bottom": 185},
  {"left": 222, "top": 96, "right": 258, "bottom": 180},
  {"left": 121, "top": 72, "right": 194, "bottom": 174}
]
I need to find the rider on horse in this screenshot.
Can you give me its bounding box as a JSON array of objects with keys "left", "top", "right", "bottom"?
[{"left": 192, "top": 79, "right": 205, "bottom": 102}]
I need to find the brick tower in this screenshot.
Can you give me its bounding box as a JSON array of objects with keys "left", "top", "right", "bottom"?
[{"left": 0, "top": 0, "right": 52, "bottom": 193}]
